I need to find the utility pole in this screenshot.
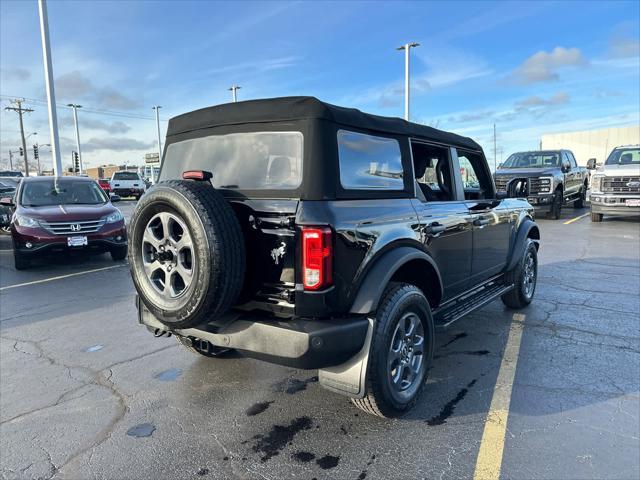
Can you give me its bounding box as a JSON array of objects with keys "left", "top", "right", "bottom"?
[
  {"left": 228, "top": 85, "right": 241, "bottom": 102},
  {"left": 152, "top": 106, "right": 162, "bottom": 183},
  {"left": 67, "top": 104, "right": 83, "bottom": 174},
  {"left": 5, "top": 100, "right": 34, "bottom": 176},
  {"left": 396, "top": 42, "right": 420, "bottom": 121},
  {"left": 38, "top": 0, "right": 62, "bottom": 176}
]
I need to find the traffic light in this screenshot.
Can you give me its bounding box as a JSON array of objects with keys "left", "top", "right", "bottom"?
[
  {"left": 73, "top": 151, "right": 80, "bottom": 173},
  {"left": 19, "top": 147, "right": 23, "bottom": 156},
  {"left": 33, "top": 144, "right": 39, "bottom": 160}
]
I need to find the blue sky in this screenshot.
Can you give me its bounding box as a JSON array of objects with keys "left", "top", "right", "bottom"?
[{"left": 1, "top": 0, "right": 638, "bottom": 170}]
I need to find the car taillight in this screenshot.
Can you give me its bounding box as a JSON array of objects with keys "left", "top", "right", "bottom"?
[{"left": 302, "top": 227, "right": 332, "bottom": 291}]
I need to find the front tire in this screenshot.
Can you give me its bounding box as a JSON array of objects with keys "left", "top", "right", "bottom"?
[
  {"left": 351, "top": 283, "right": 434, "bottom": 418},
  {"left": 573, "top": 185, "right": 586, "bottom": 208},
  {"left": 110, "top": 245, "right": 128, "bottom": 261},
  {"left": 548, "top": 189, "right": 562, "bottom": 219},
  {"left": 14, "top": 251, "right": 30, "bottom": 270},
  {"left": 501, "top": 240, "right": 537, "bottom": 309}
]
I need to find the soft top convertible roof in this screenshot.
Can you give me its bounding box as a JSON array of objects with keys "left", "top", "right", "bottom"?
[{"left": 167, "top": 96, "right": 481, "bottom": 151}]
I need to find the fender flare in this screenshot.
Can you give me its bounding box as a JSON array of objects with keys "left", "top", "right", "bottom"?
[
  {"left": 506, "top": 219, "right": 540, "bottom": 271},
  {"left": 349, "top": 247, "right": 443, "bottom": 314}
]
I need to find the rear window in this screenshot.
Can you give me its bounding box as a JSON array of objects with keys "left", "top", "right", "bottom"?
[
  {"left": 113, "top": 172, "right": 140, "bottom": 180},
  {"left": 161, "top": 132, "right": 303, "bottom": 190},
  {"left": 337, "top": 130, "right": 403, "bottom": 190}
]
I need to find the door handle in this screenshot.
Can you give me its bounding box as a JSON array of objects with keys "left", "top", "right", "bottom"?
[
  {"left": 424, "top": 223, "right": 446, "bottom": 235},
  {"left": 473, "top": 218, "right": 491, "bottom": 226}
]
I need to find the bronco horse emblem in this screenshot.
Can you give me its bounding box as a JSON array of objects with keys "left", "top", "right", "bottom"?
[{"left": 270, "top": 242, "right": 287, "bottom": 265}]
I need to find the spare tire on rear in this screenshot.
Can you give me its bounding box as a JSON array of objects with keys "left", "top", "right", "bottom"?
[{"left": 128, "top": 180, "right": 245, "bottom": 329}]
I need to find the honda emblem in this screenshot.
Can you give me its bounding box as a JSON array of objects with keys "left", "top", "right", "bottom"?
[{"left": 70, "top": 224, "right": 82, "bottom": 232}]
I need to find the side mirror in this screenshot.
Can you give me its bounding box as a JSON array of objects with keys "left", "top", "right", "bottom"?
[
  {"left": 497, "top": 163, "right": 504, "bottom": 169},
  {"left": 0, "top": 197, "right": 14, "bottom": 207},
  {"left": 110, "top": 194, "right": 121, "bottom": 203},
  {"left": 561, "top": 163, "right": 570, "bottom": 173},
  {"left": 586, "top": 158, "right": 597, "bottom": 170}
]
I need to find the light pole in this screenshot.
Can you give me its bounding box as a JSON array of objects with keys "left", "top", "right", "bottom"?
[
  {"left": 228, "top": 85, "right": 241, "bottom": 103},
  {"left": 67, "top": 104, "right": 83, "bottom": 174},
  {"left": 38, "top": 0, "right": 62, "bottom": 176},
  {"left": 396, "top": 42, "right": 420, "bottom": 121},
  {"left": 152, "top": 106, "right": 162, "bottom": 183}
]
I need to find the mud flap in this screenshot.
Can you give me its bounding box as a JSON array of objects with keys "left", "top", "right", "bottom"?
[{"left": 318, "top": 317, "right": 374, "bottom": 399}]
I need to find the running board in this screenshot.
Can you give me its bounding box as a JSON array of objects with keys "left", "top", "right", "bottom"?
[{"left": 433, "top": 282, "right": 514, "bottom": 328}]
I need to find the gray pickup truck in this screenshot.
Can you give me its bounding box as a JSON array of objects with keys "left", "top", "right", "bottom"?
[{"left": 493, "top": 149, "right": 589, "bottom": 219}]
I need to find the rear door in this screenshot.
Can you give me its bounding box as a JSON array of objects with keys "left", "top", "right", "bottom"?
[
  {"left": 454, "top": 148, "right": 513, "bottom": 284},
  {"left": 228, "top": 198, "right": 298, "bottom": 306},
  {"left": 411, "top": 141, "right": 473, "bottom": 299}
]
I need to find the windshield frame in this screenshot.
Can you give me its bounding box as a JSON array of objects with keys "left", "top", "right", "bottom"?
[{"left": 19, "top": 179, "right": 109, "bottom": 207}]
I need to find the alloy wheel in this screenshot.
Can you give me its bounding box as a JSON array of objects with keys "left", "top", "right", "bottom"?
[
  {"left": 388, "top": 312, "right": 425, "bottom": 392},
  {"left": 141, "top": 212, "right": 194, "bottom": 298}
]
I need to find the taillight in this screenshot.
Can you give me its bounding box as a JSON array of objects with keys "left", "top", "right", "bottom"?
[{"left": 302, "top": 227, "right": 332, "bottom": 291}]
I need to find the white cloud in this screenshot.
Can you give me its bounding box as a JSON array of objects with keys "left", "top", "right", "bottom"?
[
  {"left": 515, "top": 92, "right": 570, "bottom": 109},
  {"left": 510, "top": 47, "right": 587, "bottom": 84},
  {"left": 55, "top": 71, "right": 141, "bottom": 110}
]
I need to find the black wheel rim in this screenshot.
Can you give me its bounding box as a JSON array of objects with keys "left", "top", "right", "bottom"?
[
  {"left": 522, "top": 250, "right": 536, "bottom": 299},
  {"left": 388, "top": 312, "right": 425, "bottom": 393}
]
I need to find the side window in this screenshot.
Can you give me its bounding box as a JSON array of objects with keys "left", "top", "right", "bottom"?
[
  {"left": 337, "top": 130, "right": 403, "bottom": 190},
  {"left": 410, "top": 141, "right": 455, "bottom": 201},
  {"left": 567, "top": 152, "right": 577, "bottom": 168},
  {"left": 456, "top": 150, "right": 494, "bottom": 200},
  {"left": 562, "top": 152, "right": 571, "bottom": 168}
]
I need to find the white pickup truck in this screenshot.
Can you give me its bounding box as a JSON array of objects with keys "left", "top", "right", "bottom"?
[
  {"left": 588, "top": 145, "right": 640, "bottom": 222},
  {"left": 110, "top": 171, "right": 146, "bottom": 200}
]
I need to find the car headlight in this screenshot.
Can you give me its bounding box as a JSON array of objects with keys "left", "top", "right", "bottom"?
[
  {"left": 14, "top": 214, "right": 40, "bottom": 228},
  {"left": 538, "top": 176, "right": 554, "bottom": 193},
  {"left": 104, "top": 210, "right": 124, "bottom": 224},
  {"left": 591, "top": 175, "right": 603, "bottom": 192}
]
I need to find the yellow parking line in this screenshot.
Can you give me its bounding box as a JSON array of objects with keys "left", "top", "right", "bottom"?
[
  {"left": 564, "top": 212, "right": 590, "bottom": 225},
  {"left": 0, "top": 264, "right": 126, "bottom": 292},
  {"left": 473, "top": 313, "right": 525, "bottom": 480}
]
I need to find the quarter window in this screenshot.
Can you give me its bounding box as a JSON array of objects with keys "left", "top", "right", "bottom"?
[{"left": 337, "top": 130, "right": 404, "bottom": 190}]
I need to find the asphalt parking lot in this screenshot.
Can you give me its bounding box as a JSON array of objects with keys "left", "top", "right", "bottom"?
[{"left": 1, "top": 201, "right": 638, "bottom": 480}]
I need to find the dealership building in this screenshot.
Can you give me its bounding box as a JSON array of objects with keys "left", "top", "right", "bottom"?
[{"left": 541, "top": 125, "right": 640, "bottom": 166}]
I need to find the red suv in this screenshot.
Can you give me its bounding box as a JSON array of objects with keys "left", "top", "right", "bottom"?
[
  {"left": 98, "top": 178, "right": 112, "bottom": 194},
  {"left": 1, "top": 176, "right": 127, "bottom": 270}
]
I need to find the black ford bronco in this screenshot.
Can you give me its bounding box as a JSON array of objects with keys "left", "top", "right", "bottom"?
[{"left": 129, "top": 97, "right": 540, "bottom": 417}]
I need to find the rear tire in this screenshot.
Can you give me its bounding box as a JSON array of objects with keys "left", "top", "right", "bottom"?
[
  {"left": 351, "top": 283, "right": 434, "bottom": 418},
  {"left": 590, "top": 211, "right": 603, "bottom": 222},
  {"left": 129, "top": 180, "right": 245, "bottom": 329},
  {"left": 110, "top": 245, "right": 127, "bottom": 261},
  {"left": 176, "top": 335, "right": 234, "bottom": 358},
  {"left": 501, "top": 240, "right": 537, "bottom": 309},
  {"left": 14, "top": 251, "right": 30, "bottom": 270}
]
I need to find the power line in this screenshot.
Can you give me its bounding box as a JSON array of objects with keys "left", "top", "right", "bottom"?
[{"left": 0, "top": 94, "right": 168, "bottom": 122}]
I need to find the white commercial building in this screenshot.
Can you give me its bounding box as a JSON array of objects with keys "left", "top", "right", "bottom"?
[{"left": 541, "top": 125, "right": 640, "bottom": 166}]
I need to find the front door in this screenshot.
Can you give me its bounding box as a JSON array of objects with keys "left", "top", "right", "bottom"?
[{"left": 455, "top": 148, "right": 513, "bottom": 284}]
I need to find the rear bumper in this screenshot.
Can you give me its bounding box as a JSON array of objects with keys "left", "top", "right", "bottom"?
[
  {"left": 137, "top": 297, "right": 369, "bottom": 369},
  {"left": 112, "top": 188, "right": 144, "bottom": 197}
]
